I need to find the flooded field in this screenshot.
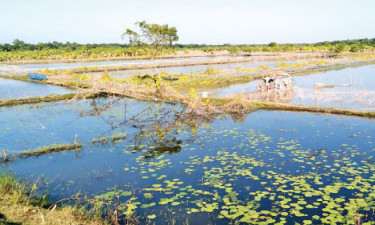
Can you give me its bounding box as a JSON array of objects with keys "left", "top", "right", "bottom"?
[
  {"left": 11, "top": 56, "right": 238, "bottom": 70},
  {"left": 209, "top": 64, "right": 375, "bottom": 111},
  {"left": 102, "top": 60, "right": 311, "bottom": 79},
  {"left": 1, "top": 98, "right": 375, "bottom": 224},
  {"left": 0, "top": 77, "right": 74, "bottom": 99}
]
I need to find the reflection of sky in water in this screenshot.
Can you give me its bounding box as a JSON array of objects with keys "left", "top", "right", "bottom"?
[
  {"left": 0, "top": 77, "right": 74, "bottom": 99},
  {"left": 1, "top": 98, "right": 375, "bottom": 224},
  {"left": 208, "top": 64, "right": 375, "bottom": 111}
]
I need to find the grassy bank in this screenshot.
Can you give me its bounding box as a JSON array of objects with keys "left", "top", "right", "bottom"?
[
  {"left": 206, "top": 97, "right": 375, "bottom": 119},
  {"left": 170, "top": 75, "right": 255, "bottom": 93},
  {"left": 0, "top": 92, "right": 111, "bottom": 108},
  {"left": 0, "top": 174, "right": 108, "bottom": 225},
  {"left": 0, "top": 93, "right": 77, "bottom": 107},
  {"left": 0, "top": 74, "right": 92, "bottom": 90},
  {"left": 289, "top": 59, "right": 375, "bottom": 76}
]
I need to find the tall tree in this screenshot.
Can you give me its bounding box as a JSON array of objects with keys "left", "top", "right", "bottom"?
[{"left": 122, "top": 21, "right": 179, "bottom": 50}]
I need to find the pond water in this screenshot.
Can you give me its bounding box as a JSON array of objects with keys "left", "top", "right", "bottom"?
[
  {"left": 208, "top": 64, "right": 375, "bottom": 111},
  {"left": 100, "top": 60, "right": 311, "bottom": 79},
  {"left": 13, "top": 56, "right": 240, "bottom": 70},
  {"left": 0, "top": 77, "right": 74, "bottom": 99},
  {"left": 1, "top": 97, "right": 375, "bottom": 224}
]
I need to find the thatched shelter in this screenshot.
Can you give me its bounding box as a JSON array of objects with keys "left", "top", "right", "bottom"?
[{"left": 257, "top": 72, "right": 295, "bottom": 92}]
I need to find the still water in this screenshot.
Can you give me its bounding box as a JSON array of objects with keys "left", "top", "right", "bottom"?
[{"left": 1, "top": 98, "right": 375, "bottom": 224}]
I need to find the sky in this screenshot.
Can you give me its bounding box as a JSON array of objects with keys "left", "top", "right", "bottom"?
[{"left": 1, "top": 0, "right": 375, "bottom": 45}]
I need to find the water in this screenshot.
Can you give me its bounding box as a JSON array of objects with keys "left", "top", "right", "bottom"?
[
  {"left": 0, "top": 77, "right": 74, "bottom": 99},
  {"left": 208, "top": 64, "right": 375, "bottom": 111},
  {"left": 12, "top": 56, "right": 238, "bottom": 70},
  {"left": 100, "top": 60, "right": 308, "bottom": 79},
  {"left": 1, "top": 98, "right": 375, "bottom": 224},
  {"left": 4, "top": 57, "right": 312, "bottom": 77}
]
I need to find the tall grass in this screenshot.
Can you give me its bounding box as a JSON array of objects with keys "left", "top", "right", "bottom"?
[{"left": 0, "top": 173, "right": 26, "bottom": 203}]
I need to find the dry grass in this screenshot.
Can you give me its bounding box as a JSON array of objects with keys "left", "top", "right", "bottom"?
[
  {"left": 0, "top": 173, "right": 109, "bottom": 225},
  {"left": 0, "top": 191, "right": 107, "bottom": 225}
]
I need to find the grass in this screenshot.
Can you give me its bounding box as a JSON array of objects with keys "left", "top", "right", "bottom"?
[
  {"left": 111, "top": 133, "right": 127, "bottom": 143},
  {"left": 205, "top": 97, "right": 375, "bottom": 119},
  {"left": 91, "top": 133, "right": 127, "bottom": 144},
  {"left": 91, "top": 137, "right": 110, "bottom": 144},
  {"left": 0, "top": 93, "right": 108, "bottom": 108},
  {"left": 19, "top": 143, "right": 82, "bottom": 157},
  {"left": 170, "top": 75, "right": 254, "bottom": 93},
  {"left": 0, "top": 173, "right": 109, "bottom": 225},
  {"left": 64, "top": 81, "right": 93, "bottom": 89},
  {"left": 0, "top": 93, "right": 77, "bottom": 107},
  {"left": 289, "top": 59, "right": 375, "bottom": 76},
  {"left": 37, "top": 52, "right": 332, "bottom": 75},
  {"left": 0, "top": 73, "right": 92, "bottom": 90},
  {"left": 0, "top": 74, "right": 31, "bottom": 81},
  {"left": 250, "top": 100, "right": 375, "bottom": 118}
]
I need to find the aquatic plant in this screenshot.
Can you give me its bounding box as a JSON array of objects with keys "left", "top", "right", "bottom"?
[
  {"left": 19, "top": 143, "right": 82, "bottom": 157},
  {"left": 111, "top": 133, "right": 127, "bottom": 143}
]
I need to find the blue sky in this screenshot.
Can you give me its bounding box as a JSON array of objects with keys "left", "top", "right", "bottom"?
[{"left": 1, "top": 0, "right": 375, "bottom": 45}]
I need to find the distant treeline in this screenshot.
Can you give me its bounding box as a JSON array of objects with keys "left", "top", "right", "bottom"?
[
  {"left": 0, "top": 39, "right": 131, "bottom": 52},
  {"left": 0, "top": 38, "right": 374, "bottom": 61},
  {"left": 315, "top": 38, "right": 375, "bottom": 46}
]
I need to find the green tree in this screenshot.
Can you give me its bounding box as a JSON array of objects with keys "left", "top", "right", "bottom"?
[
  {"left": 350, "top": 44, "right": 360, "bottom": 52},
  {"left": 122, "top": 21, "right": 179, "bottom": 50},
  {"left": 324, "top": 41, "right": 331, "bottom": 48},
  {"left": 333, "top": 43, "right": 346, "bottom": 53},
  {"left": 268, "top": 42, "right": 277, "bottom": 47},
  {"left": 12, "top": 39, "right": 26, "bottom": 50}
]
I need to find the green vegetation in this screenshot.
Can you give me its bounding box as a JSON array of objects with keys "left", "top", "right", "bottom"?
[
  {"left": 0, "top": 93, "right": 77, "bottom": 107},
  {"left": 91, "top": 133, "right": 127, "bottom": 144},
  {"left": 19, "top": 143, "right": 82, "bottom": 157},
  {"left": 0, "top": 173, "right": 108, "bottom": 225},
  {"left": 64, "top": 80, "right": 93, "bottom": 88},
  {"left": 195, "top": 97, "right": 375, "bottom": 119},
  {"left": 123, "top": 21, "right": 178, "bottom": 51},
  {"left": 96, "top": 120, "right": 375, "bottom": 224},
  {"left": 111, "top": 133, "right": 127, "bottom": 143},
  {"left": 249, "top": 100, "right": 375, "bottom": 118},
  {"left": 1, "top": 38, "right": 375, "bottom": 62}
]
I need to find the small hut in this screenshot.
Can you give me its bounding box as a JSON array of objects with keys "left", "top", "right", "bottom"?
[{"left": 257, "top": 72, "right": 295, "bottom": 92}]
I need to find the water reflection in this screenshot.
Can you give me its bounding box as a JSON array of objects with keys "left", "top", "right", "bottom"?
[
  {"left": 2, "top": 97, "right": 375, "bottom": 224},
  {"left": 209, "top": 64, "right": 375, "bottom": 111},
  {"left": 0, "top": 77, "right": 74, "bottom": 100}
]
